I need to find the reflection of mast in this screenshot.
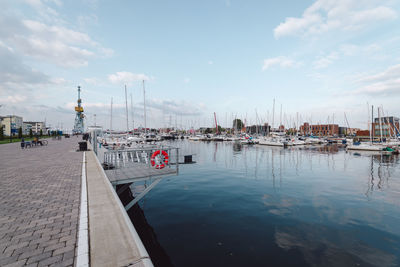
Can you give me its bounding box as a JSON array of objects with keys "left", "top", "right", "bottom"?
[{"left": 366, "top": 155, "right": 374, "bottom": 198}]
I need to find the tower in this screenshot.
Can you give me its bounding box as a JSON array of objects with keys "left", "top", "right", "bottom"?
[{"left": 73, "top": 86, "right": 84, "bottom": 134}]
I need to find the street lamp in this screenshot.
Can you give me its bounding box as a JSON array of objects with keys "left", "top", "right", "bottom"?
[{"left": 9, "top": 115, "right": 12, "bottom": 143}]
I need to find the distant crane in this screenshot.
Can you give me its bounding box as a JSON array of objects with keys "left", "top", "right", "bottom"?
[{"left": 73, "top": 86, "right": 84, "bottom": 134}]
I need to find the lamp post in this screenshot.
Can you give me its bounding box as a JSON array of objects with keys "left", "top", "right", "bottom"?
[{"left": 9, "top": 115, "right": 12, "bottom": 143}]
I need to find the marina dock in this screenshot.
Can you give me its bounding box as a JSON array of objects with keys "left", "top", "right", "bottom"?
[{"left": 0, "top": 138, "right": 153, "bottom": 266}]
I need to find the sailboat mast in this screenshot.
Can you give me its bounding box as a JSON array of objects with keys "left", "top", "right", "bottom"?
[
  {"left": 125, "top": 85, "right": 129, "bottom": 133},
  {"left": 371, "top": 104, "right": 373, "bottom": 143},
  {"left": 378, "top": 107, "right": 383, "bottom": 142},
  {"left": 130, "top": 93, "right": 134, "bottom": 131},
  {"left": 110, "top": 97, "right": 113, "bottom": 132},
  {"left": 143, "top": 80, "right": 147, "bottom": 134},
  {"left": 272, "top": 98, "right": 275, "bottom": 131}
]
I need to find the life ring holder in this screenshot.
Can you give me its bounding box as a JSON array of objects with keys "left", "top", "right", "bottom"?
[{"left": 150, "top": 150, "right": 169, "bottom": 169}]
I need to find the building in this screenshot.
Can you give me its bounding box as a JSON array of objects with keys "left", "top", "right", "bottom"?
[
  {"left": 246, "top": 124, "right": 270, "bottom": 135},
  {"left": 372, "top": 116, "right": 400, "bottom": 137},
  {"left": 1, "top": 116, "right": 23, "bottom": 136},
  {"left": 23, "top": 121, "right": 46, "bottom": 135},
  {"left": 339, "top": 127, "right": 347, "bottom": 136},
  {"left": 300, "top": 123, "right": 339, "bottom": 136},
  {"left": 347, "top": 128, "right": 360, "bottom": 135}
]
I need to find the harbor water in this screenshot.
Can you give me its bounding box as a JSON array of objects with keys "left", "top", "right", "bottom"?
[{"left": 137, "top": 140, "right": 400, "bottom": 267}]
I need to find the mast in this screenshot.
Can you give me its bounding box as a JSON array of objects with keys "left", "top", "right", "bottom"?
[
  {"left": 143, "top": 80, "right": 147, "bottom": 134},
  {"left": 214, "top": 112, "right": 219, "bottom": 134},
  {"left": 370, "top": 104, "right": 373, "bottom": 143},
  {"left": 378, "top": 107, "right": 383, "bottom": 142},
  {"left": 125, "top": 85, "right": 129, "bottom": 133},
  {"left": 279, "top": 104, "right": 282, "bottom": 130},
  {"left": 130, "top": 93, "right": 134, "bottom": 131},
  {"left": 110, "top": 97, "right": 113, "bottom": 132},
  {"left": 272, "top": 98, "right": 275, "bottom": 131}
]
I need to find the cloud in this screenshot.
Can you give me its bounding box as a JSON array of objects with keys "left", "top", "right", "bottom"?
[
  {"left": 0, "top": 42, "right": 51, "bottom": 96},
  {"left": 274, "top": 0, "right": 397, "bottom": 38},
  {"left": 262, "top": 56, "right": 300, "bottom": 70},
  {"left": 183, "top": 78, "right": 190, "bottom": 83},
  {"left": 0, "top": 6, "right": 113, "bottom": 68},
  {"left": 0, "top": 95, "right": 28, "bottom": 104},
  {"left": 108, "top": 71, "right": 150, "bottom": 85},
  {"left": 353, "top": 64, "right": 400, "bottom": 95},
  {"left": 313, "top": 52, "right": 339, "bottom": 69},
  {"left": 145, "top": 98, "right": 204, "bottom": 116},
  {"left": 208, "top": 60, "right": 214, "bottom": 65}
]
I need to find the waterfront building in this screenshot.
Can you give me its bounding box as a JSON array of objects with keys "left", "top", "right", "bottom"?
[
  {"left": 22, "top": 121, "right": 46, "bottom": 135},
  {"left": 246, "top": 124, "right": 270, "bottom": 135},
  {"left": 0, "top": 115, "right": 23, "bottom": 136},
  {"left": 372, "top": 116, "right": 400, "bottom": 137},
  {"left": 300, "top": 123, "right": 339, "bottom": 136}
]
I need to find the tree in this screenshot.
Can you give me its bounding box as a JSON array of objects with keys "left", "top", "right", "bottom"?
[
  {"left": 232, "top": 119, "right": 244, "bottom": 131},
  {"left": 39, "top": 129, "right": 43, "bottom": 137},
  {"left": 0, "top": 126, "right": 3, "bottom": 141},
  {"left": 213, "top": 125, "right": 225, "bottom": 134},
  {"left": 18, "top": 127, "right": 22, "bottom": 138},
  {"left": 29, "top": 129, "right": 33, "bottom": 138},
  {"left": 205, "top": 128, "right": 213, "bottom": 134}
]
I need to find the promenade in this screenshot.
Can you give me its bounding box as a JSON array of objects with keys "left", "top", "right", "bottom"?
[
  {"left": 0, "top": 137, "right": 82, "bottom": 266},
  {"left": 0, "top": 137, "right": 153, "bottom": 267}
]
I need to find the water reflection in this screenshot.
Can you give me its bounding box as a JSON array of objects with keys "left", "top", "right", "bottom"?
[
  {"left": 145, "top": 140, "right": 400, "bottom": 267},
  {"left": 275, "top": 223, "right": 399, "bottom": 267},
  {"left": 203, "top": 143, "right": 399, "bottom": 199}
]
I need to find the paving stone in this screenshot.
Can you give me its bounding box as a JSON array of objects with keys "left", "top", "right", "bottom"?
[
  {"left": 38, "top": 254, "right": 63, "bottom": 266},
  {"left": 2, "top": 258, "right": 27, "bottom": 267},
  {"left": 26, "top": 251, "right": 52, "bottom": 264},
  {"left": 0, "top": 139, "right": 82, "bottom": 267}
]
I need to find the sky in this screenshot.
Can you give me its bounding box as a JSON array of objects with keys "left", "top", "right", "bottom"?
[{"left": 1, "top": 0, "right": 400, "bottom": 131}]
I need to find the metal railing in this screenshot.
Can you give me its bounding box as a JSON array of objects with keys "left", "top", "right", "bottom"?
[{"left": 103, "top": 145, "right": 179, "bottom": 170}]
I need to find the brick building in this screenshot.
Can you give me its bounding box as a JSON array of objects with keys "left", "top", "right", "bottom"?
[
  {"left": 300, "top": 123, "right": 339, "bottom": 136},
  {"left": 372, "top": 116, "right": 400, "bottom": 137}
]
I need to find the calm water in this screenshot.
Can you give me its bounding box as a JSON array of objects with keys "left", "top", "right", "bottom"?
[{"left": 138, "top": 141, "right": 400, "bottom": 267}]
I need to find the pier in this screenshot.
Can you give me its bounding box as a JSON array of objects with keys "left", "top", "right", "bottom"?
[{"left": 0, "top": 138, "right": 153, "bottom": 266}]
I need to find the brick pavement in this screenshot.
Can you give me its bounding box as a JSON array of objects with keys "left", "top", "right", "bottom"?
[{"left": 0, "top": 137, "right": 83, "bottom": 267}]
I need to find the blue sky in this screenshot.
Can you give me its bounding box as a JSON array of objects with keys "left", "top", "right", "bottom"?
[{"left": 1, "top": 0, "right": 400, "bottom": 131}]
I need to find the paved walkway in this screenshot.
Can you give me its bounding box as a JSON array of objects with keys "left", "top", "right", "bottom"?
[{"left": 0, "top": 137, "right": 83, "bottom": 266}]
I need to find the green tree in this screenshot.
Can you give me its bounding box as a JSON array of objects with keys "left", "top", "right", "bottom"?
[
  {"left": 0, "top": 126, "right": 4, "bottom": 141},
  {"left": 29, "top": 129, "right": 33, "bottom": 138},
  {"left": 232, "top": 119, "right": 244, "bottom": 131},
  {"left": 213, "top": 125, "right": 225, "bottom": 134},
  {"left": 39, "top": 129, "right": 43, "bottom": 137},
  {"left": 205, "top": 128, "right": 212, "bottom": 134},
  {"left": 18, "top": 127, "right": 22, "bottom": 138}
]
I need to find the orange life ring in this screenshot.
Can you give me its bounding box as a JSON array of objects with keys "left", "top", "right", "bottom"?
[{"left": 150, "top": 150, "right": 169, "bottom": 169}]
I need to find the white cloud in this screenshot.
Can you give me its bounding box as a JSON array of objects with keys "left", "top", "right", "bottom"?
[
  {"left": 208, "top": 60, "right": 214, "bottom": 65},
  {"left": 0, "top": 95, "right": 28, "bottom": 104},
  {"left": 262, "top": 56, "right": 300, "bottom": 70},
  {"left": 313, "top": 52, "right": 339, "bottom": 69},
  {"left": 353, "top": 64, "right": 400, "bottom": 95},
  {"left": 108, "top": 72, "right": 150, "bottom": 85},
  {"left": 274, "top": 0, "right": 397, "bottom": 38},
  {"left": 183, "top": 78, "right": 190, "bottom": 83},
  {"left": 0, "top": 6, "right": 113, "bottom": 68}
]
